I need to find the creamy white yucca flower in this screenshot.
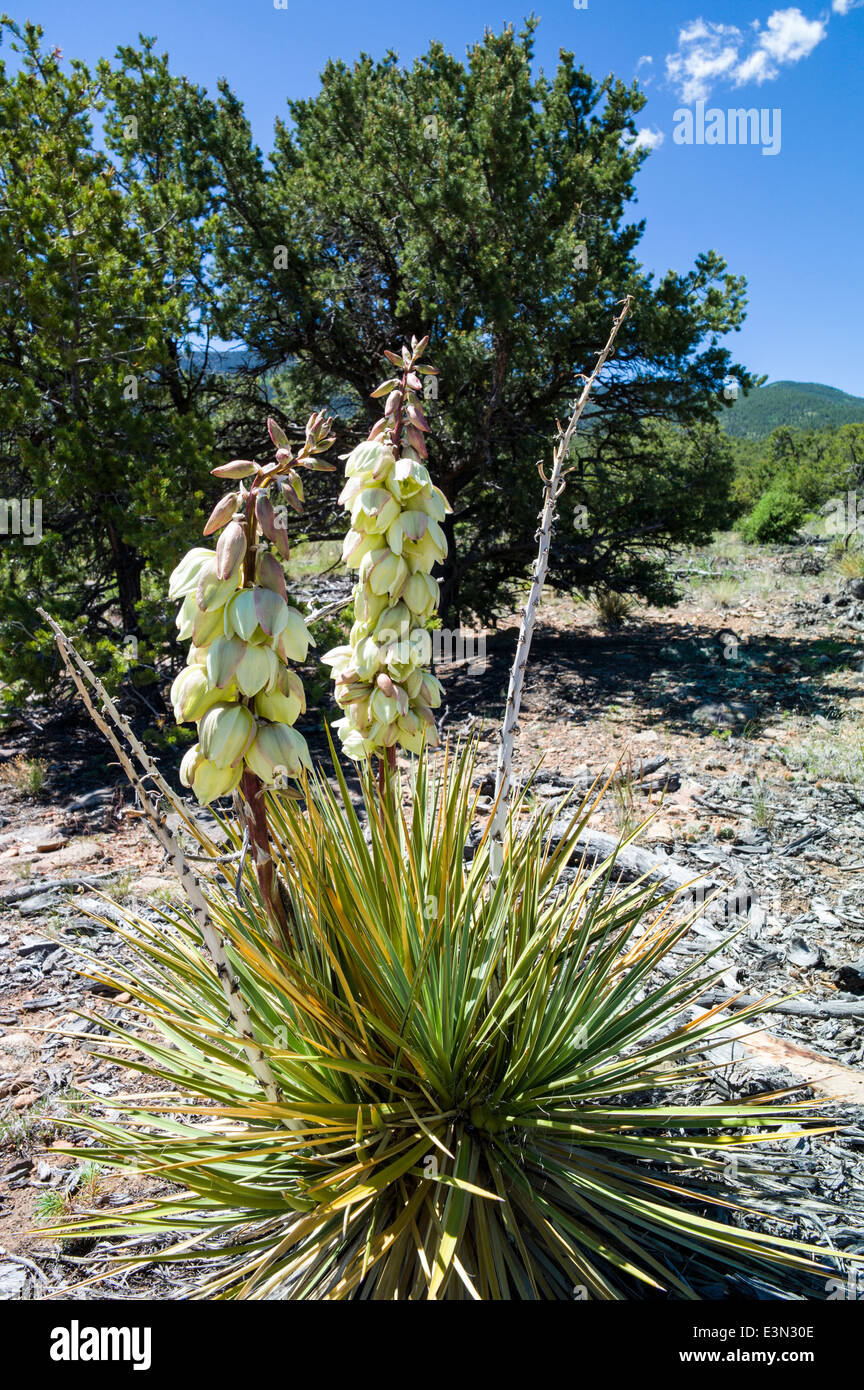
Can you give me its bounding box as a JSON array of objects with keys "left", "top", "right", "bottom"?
[{"left": 323, "top": 336, "right": 448, "bottom": 762}]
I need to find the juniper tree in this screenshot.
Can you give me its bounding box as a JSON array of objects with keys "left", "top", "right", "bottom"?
[{"left": 212, "top": 20, "right": 754, "bottom": 619}]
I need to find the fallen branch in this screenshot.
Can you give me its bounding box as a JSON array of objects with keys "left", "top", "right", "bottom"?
[
  {"left": 548, "top": 822, "right": 730, "bottom": 901},
  {"left": 695, "top": 989, "right": 864, "bottom": 1020},
  {"left": 0, "top": 872, "right": 120, "bottom": 905}
]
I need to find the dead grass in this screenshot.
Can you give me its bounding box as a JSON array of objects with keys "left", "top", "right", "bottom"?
[{"left": 0, "top": 753, "right": 46, "bottom": 797}]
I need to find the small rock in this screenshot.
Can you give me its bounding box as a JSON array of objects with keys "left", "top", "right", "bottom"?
[
  {"left": 0, "top": 1263, "right": 30, "bottom": 1300},
  {"left": 692, "top": 700, "right": 758, "bottom": 730},
  {"left": 786, "top": 937, "right": 822, "bottom": 969},
  {"left": 19, "top": 993, "right": 64, "bottom": 1011},
  {"left": 0, "top": 1031, "right": 39, "bottom": 1063},
  {"left": 835, "top": 963, "right": 864, "bottom": 995},
  {"left": 66, "top": 788, "right": 114, "bottom": 812},
  {"left": 16, "top": 937, "right": 56, "bottom": 959},
  {"left": 19, "top": 893, "right": 60, "bottom": 917}
]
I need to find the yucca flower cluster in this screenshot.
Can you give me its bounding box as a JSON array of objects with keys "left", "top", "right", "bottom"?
[
  {"left": 323, "top": 336, "right": 450, "bottom": 760},
  {"left": 169, "top": 415, "right": 335, "bottom": 805}
]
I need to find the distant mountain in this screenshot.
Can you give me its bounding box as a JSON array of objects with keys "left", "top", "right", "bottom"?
[
  {"left": 180, "top": 347, "right": 263, "bottom": 373},
  {"left": 721, "top": 381, "right": 864, "bottom": 439}
]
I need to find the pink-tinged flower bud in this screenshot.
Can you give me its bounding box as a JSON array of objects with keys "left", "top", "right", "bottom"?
[
  {"left": 376, "top": 672, "right": 409, "bottom": 716},
  {"left": 203, "top": 491, "right": 239, "bottom": 536},
  {"left": 403, "top": 424, "right": 427, "bottom": 458},
  {"left": 216, "top": 520, "right": 246, "bottom": 580},
  {"left": 245, "top": 720, "right": 311, "bottom": 783},
  {"left": 198, "top": 702, "right": 256, "bottom": 769},
  {"left": 282, "top": 471, "right": 304, "bottom": 508},
  {"left": 211, "top": 460, "right": 257, "bottom": 479},
  {"left": 255, "top": 492, "right": 291, "bottom": 560},
  {"left": 406, "top": 401, "right": 430, "bottom": 433},
  {"left": 268, "top": 417, "right": 290, "bottom": 450},
  {"left": 336, "top": 681, "right": 369, "bottom": 708},
  {"left": 256, "top": 551, "right": 288, "bottom": 600},
  {"left": 168, "top": 548, "right": 214, "bottom": 601}
]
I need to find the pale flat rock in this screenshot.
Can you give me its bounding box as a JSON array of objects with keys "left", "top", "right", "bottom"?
[
  {"left": 0, "top": 1031, "right": 40, "bottom": 1063},
  {"left": 40, "top": 839, "right": 103, "bottom": 868},
  {"left": 128, "top": 875, "right": 179, "bottom": 899}
]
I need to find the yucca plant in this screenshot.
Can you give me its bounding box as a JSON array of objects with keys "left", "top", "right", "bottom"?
[
  {"left": 45, "top": 742, "right": 841, "bottom": 1299},
  {"left": 37, "top": 311, "right": 854, "bottom": 1299}
]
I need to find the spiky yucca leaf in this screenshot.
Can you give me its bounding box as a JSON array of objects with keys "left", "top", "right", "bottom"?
[{"left": 50, "top": 743, "right": 842, "bottom": 1299}]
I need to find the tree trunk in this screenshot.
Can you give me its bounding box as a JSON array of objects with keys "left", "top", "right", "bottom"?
[{"left": 105, "top": 519, "right": 143, "bottom": 635}]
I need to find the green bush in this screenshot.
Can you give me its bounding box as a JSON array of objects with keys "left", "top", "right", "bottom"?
[{"left": 740, "top": 485, "right": 805, "bottom": 543}]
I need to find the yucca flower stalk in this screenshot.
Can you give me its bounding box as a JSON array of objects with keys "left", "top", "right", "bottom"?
[
  {"left": 168, "top": 413, "right": 335, "bottom": 939},
  {"left": 322, "top": 335, "right": 449, "bottom": 786},
  {"left": 41, "top": 743, "right": 851, "bottom": 1299}
]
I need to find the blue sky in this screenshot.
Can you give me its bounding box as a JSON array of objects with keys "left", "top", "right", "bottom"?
[{"left": 12, "top": 0, "right": 864, "bottom": 393}]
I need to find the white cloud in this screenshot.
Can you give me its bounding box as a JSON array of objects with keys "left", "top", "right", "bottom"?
[
  {"left": 666, "top": 8, "right": 828, "bottom": 102},
  {"left": 636, "top": 54, "right": 654, "bottom": 68},
  {"left": 665, "top": 21, "right": 742, "bottom": 102},
  {"left": 633, "top": 126, "right": 665, "bottom": 150},
  {"left": 832, "top": 0, "right": 856, "bottom": 13},
  {"left": 754, "top": 7, "right": 825, "bottom": 62}
]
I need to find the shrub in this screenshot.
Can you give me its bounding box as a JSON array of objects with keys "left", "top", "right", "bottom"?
[
  {"left": 590, "top": 587, "right": 635, "bottom": 629},
  {"left": 740, "top": 486, "right": 805, "bottom": 543}
]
